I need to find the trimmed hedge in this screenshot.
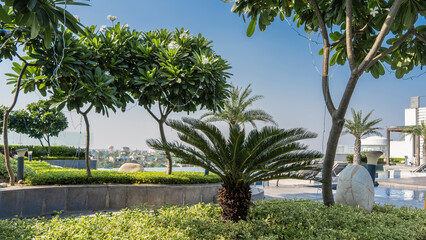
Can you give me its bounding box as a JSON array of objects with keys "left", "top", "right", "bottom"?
[
  {"left": 0, "top": 145, "right": 82, "bottom": 158},
  {"left": 0, "top": 199, "right": 425, "bottom": 239},
  {"left": 24, "top": 161, "right": 221, "bottom": 185},
  {"left": 0, "top": 154, "right": 36, "bottom": 180},
  {"left": 25, "top": 169, "right": 221, "bottom": 185}
]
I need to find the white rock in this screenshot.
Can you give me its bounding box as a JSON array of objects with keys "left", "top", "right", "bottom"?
[
  {"left": 118, "top": 163, "right": 144, "bottom": 173},
  {"left": 335, "top": 165, "right": 374, "bottom": 212},
  {"left": 0, "top": 183, "right": 7, "bottom": 188}
]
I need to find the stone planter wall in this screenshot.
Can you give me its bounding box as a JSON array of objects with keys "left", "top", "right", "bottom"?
[{"left": 0, "top": 183, "right": 221, "bottom": 219}]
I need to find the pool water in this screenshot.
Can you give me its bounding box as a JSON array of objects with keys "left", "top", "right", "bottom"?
[
  {"left": 376, "top": 170, "right": 426, "bottom": 179},
  {"left": 273, "top": 187, "right": 426, "bottom": 209}
]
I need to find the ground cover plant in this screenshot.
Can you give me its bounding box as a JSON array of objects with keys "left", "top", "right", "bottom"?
[{"left": 0, "top": 199, "right": 424, "bottom": 240}]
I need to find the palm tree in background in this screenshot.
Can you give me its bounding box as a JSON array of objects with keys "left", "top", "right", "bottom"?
[
  {"left": 147, "top": 117, "right": 322, "bottom": 222},
  {"left": 343, "top": 109, "right": 382, "bottom": 165},
  {"left": 200, "top": 84, "right": 277, "bottom": 128},
  {"left": 402, "top": 121, "right": 426, "bottom": 166}
]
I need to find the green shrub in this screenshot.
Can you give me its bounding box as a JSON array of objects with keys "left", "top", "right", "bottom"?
[
  {"left": 27, "top": 156, "right": 80, "bottom": 160},
  {"left": 378, "top": 157, "right": 405, "bottom": 164},
  {"left": 25, "top": 168, "right": 221, "bottom": 185},
  {"left": 0, "top": 145, "right": 82, "bottom": 158},
  {"left": 0, "top": 154, "right": 36, "bottom": 180},
  {"left": 345, "top": 153, "right": 367, "bottom": 164},
  {"left": 0, "top": 199, "right": 424, "bottom": 240}
]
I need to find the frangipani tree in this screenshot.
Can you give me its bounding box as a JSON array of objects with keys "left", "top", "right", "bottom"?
[
  {"left": 9, "top": 100, "right": 68, "bottom": 156},
  {"left": 130, "top": 28, "right": 232, "bottom": 174},
  {"left": 16, "top": 27, "right": 125, "bottom": 177},
  {"left": 227, "top": 0, "right": 425, "bottom": 206},
  {"left": 0, "top": 0, "right": 87, "bottom": 185}
]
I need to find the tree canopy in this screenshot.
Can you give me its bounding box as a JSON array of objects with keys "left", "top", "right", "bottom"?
[{"left": 9, "top": 100, "right": 68, "bottom": 156}]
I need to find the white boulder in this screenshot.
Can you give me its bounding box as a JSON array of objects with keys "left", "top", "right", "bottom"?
[
  {"left": 118, "top": 163, "right": 144, "bottom": 173},
  {"left": 335, "top": 165, "right": 374, "bottom": 212}
]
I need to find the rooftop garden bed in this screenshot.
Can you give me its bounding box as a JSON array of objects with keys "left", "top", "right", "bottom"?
[
  {"left": 0, "top": 199, "right": 424, "bottom": 240},
  {"left": 0, "top": 155, "right": 221, "bottom": 185}
]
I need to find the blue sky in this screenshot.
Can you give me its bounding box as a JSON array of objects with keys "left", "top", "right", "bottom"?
[{"left": 0, "top": 0, "right": 425, "bottom": 151}]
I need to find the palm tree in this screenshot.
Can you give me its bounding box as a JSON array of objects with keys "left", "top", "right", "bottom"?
[
  {"left": 147, "top": 117, "right": 322, "bottom": 222},
  {"left": 402, "top": 121, "right": 426, "bottom": 166},
  {"left": 200, "top": 84, "right": 277, "bottom": 128},
  {"left": 343, "top": 109, "right": 382, "bottom": 165}
]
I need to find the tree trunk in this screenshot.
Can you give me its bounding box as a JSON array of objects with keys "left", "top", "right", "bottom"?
[
  {"left": 47, "top": 135, "right": 51, "bottom": 157},
  {"left": 3, "top": 110, "right": 15, "bottom": 185},
  {"left": 81, "top": 112, "right": 92, "bottom": 177},
  {"left": 158, "top": 120, "right": 172, "bottom": 174},
  {"left": 322, "top": 117, "right": 345, "bottom": 206},
  {"left": 217, "top": 182, "right": 252, "bottom": 222},
  {"left": 422, "top": 137, "right": 426, "bottom": 166},
  {"left": 38, "top": 138, "right": 48, "bottom": 156},
  {"left": 2, "top": 63, "right": 29, "bottom": 185},
  {"left": 353, "top": 137, "right": 361, "bottom": 165}
]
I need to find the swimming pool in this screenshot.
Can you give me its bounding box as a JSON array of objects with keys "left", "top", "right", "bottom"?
[{"left": 270, "top": 186, "right": 426, "bottom": 209}]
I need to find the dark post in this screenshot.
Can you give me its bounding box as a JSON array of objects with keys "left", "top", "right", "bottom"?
[{"left": 16, "top": 148, "right": 28, "bottom": 182}]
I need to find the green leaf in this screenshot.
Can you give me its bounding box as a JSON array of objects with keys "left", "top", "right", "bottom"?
[
  {"left": 246, "top": 17, "right": 257, "bottom": 37},
  {"left": 0, "top": 6, "right": 12, "bottom": 23},
  {"left": 31, "top": 16, "right": 41, "bottom": 38}
]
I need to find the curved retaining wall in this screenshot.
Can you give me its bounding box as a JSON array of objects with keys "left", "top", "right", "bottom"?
[{"left": 0, "top": 183, "right": 221, "bottom": 219}]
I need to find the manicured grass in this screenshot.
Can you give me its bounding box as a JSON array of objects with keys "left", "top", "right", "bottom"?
[{"left": 0, "top": 199, "right": 424, "bottom": 240}]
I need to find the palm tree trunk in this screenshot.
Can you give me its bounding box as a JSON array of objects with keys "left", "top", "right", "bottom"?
[
  {"left": 217, "top": 182, "right": 252, "bottom": 222},
  {"left": 158, "top": 120, "right": 172, "bottom": 175},
  {"left": 422, "top": 137, "right": 426, "bottom": 165},
  {"left": 353, "top": 137, "right": 361, "bottom": 165}
]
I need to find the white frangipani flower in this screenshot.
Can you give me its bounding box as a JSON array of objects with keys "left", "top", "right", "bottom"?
[
  {"left": 180, "top": 73, "right": 186, "bottom": 78},
  {"left": 124, "top": 24, "right": 129, "bottom": 28},
  {"left": 74, "top": 15, "right": 80, "bottom": 22},
  {"left": 99, "top": 25, "right": 107, "bottom": 32},
  {"left": 180, "top": 31, "right": 189, "bottom": 39},
  {"left": 168, "top": 41, "right": 180, "bottom": 50},
  {"left": 107, "top": 15, "right": 118, "bottom": 21},
  {"left": 201, "top": 56, "right": 209, "bottom": 65},
  {"left": 177, "top": 78, "right": 182, "bottom": 83},
  {"left": 370, "top": 8, "right": 378, "bottom": 17}
]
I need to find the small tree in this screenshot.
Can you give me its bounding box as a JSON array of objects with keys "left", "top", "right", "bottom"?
[
  {"left": 9, "top": 100, "right": 68, "bottom": 156},
  {"left": 227, "top": 0, "right": 426, "bottom": 206},
  {"left": 18, "top": 27, "right": 126, "bottom": 177},
  {"left": 201, "top": 84, "right": 277, "bottom": 128},
  {"left": 0, "top": 0, "right": 87, "bottom": 185},
  {"left": 130, "top": 28, "right": 232, "bottom": 174},
  {"left": 403, "top": 121, "right": 426, "bottom": 166},
  {"left": 148, "top": 117, "right": 322, "bottom": 222},
  {"left": 342, "top": 109, "right": 382, "bottom": 165}
]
